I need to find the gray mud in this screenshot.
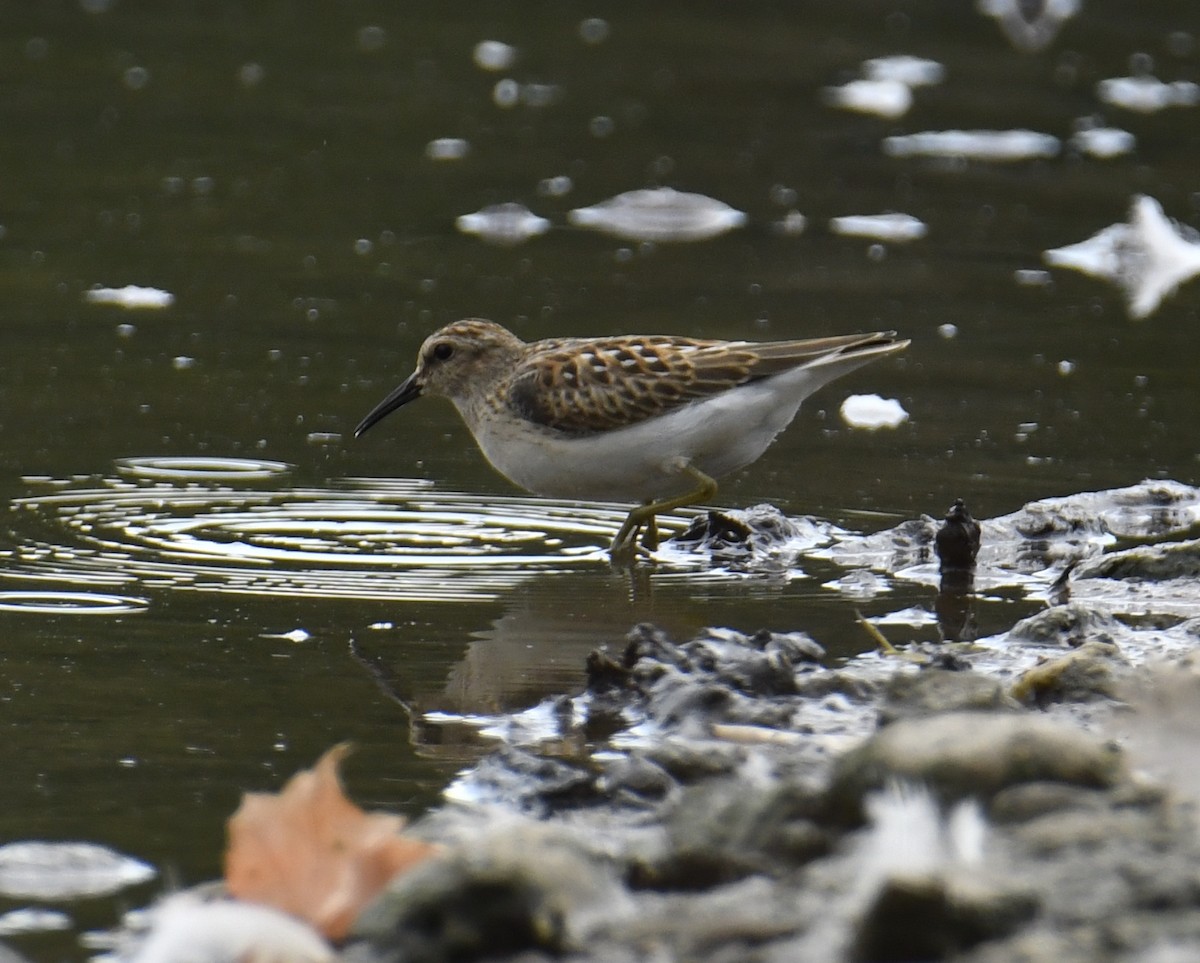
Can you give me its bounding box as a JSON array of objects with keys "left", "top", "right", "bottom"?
[{"left": 126, "top": 481, "right": 1200, "bottom": 962}]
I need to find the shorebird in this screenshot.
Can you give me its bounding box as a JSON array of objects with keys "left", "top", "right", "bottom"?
[{"left": 355, "top": 319, "right": 908, "bottom": 557}]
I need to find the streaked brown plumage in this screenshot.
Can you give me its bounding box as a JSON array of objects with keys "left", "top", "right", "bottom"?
[{"left": 356, "top": 319, "right": 908, "bottom": 557}]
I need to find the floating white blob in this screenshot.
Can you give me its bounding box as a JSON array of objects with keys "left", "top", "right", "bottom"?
[
  {"left": 823, "top": 78, "right": 913, "bottom": 119},
  {"left": 457, "top": 203, "right": 551, "bottom": 246},
  {"left": 1097, "top": 76, "right": 1200, "bottom": 113},
  {"left": 0, "top": 842, "right": 155, "bottom": 900},
  {"left": 568, "top": 188, "right": 746, "bottom": 242},
  {"left": 884, "top": 129, "right": 1060, "bottom": 161},
  {"left": 262, "top": 628, "right": 311, "bottom": 643},
  {"left": 937, "top": 323, "right": 958, "bottom": 339},
  {"left": 862, "top": 55, "right": 945, "bottom": 87},
  {"left": 1043, "top": 195, "right": 1200, "bottom": 318},
  {"left": 829, "top": 213, "right": 927, "bottom": 243},
  {"left": 1069, "top": 125, "right": 1135, "bottom": 158},
  {"left": 473, "top": 40, "right": 517, "bottom": 71},
  {"left": 84, "top": 285, "right": 174, "bottom": 309},
  {"left": 840, "top": 394, "right": 909, "bottom": 430},
  {"left": 977, "top": 0, "right": 1081, "bottom": 52},
  {"left": 424, "top": 137, "right": 470, "bottom": 161}
]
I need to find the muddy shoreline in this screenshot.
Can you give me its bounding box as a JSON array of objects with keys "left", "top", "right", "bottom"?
[{"left": 75, "top": 481, "right": 1200, "bottom": 961}]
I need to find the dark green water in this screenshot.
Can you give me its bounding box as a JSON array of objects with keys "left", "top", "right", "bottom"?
[{"left": 0, "top": 1, "right": 1197, "bottom": 954}]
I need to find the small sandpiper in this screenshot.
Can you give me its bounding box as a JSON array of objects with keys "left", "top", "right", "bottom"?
[{"left": 355, "top": 319, "right": 908, "bottom": 557}]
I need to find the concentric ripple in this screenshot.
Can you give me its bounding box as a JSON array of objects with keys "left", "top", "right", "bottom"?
[
  {"left": 4, "top": 458, "right": 688, "bottom": 604},
  {"left": 114, "top": 455, "right": 292, "bottom": 482},
  {"left": 0, "top": 591, "right": 149, "bottom": 615}
]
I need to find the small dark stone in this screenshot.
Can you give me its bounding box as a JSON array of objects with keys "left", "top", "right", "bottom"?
[
  {"left": 673, "top": 510, "right": 753, "bottom": 546},
  {"left": 935, "top": 498, "right": 981, "bottom": 571},
  {"left": 850, "top": 872, "right": 1037, "bottom": 962},
  {"left": 586, "top": 649, "right": 634, "bottom": 692}
]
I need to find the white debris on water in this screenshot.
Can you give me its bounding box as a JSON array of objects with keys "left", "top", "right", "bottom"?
[
  {"left": 884, "top": 129, "right": 1060, "bottom": 161},
  {"left": 1097, "top": 75, "right": 1200, "bottom": 114},
  {"left": 829, "top": 213, "right": 928, "bottom": 243},
  {"left": 1043, "top": 195, "right": 1200, "bottom": 318},
  {"left": 473, "top": 40, "right": 517, "bottom": 71},
  {"left": 84, "top": 285, "right": 174, "bottom": 309},
  {"left": 456, "top": 203, "right": 551, "bottom": 245},
  {"left": 841, "top": 394, "right": 910, "bottom": 430},
  {"left": 863, "top": 55, "right": 945, "bottom": 87},
  {"left": 568, "top": 188, "right": 746, "bottom": 242},
  {"left": 823, "top": 78, "right": 913, "bottom": 119},
  {"left": 424, "top": 137, "right": 470, "bottom": 161}
]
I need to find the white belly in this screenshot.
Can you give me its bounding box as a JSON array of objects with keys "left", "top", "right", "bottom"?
[{"left": 464, "top": 378, "right": 804, "bottom": 502}]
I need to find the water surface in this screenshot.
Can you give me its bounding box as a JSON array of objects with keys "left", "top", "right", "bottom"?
[{"left": 0, "top": 1, "right": 1197, "bottom": 954}]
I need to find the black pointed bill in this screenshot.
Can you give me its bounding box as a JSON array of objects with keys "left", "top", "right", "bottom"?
[{"left": 354, "top": 371, "right": 423, "bottom": 437}]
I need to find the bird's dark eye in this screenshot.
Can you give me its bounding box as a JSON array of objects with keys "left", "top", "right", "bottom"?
[{"left": 431, "top": 342, "right": 454, "bottom": 362}]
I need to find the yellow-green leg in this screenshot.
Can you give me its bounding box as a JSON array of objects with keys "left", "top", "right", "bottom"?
[{"left": 609, "top": 464, "right": 719, "bottom": 557}]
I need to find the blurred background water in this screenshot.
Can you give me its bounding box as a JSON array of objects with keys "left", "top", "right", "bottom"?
[{"left": 0, "top": 0, "right": 1198, "bottom": 954}]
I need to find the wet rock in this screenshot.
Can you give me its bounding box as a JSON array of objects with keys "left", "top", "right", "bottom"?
[
  {"left": 621, "top": 623, "right": 827, "bottom": 730},
  {"left": 348, "top": 822, "right": 627, "bottom": 963},
  {"left": 596, "top": 755, "right": 676, "bottom": 807},
  {"left": 1006, "top": 602, "right": 1123, "bottom": 648},
  {"left": 641, "top": 739, "right": 747, "bottom": 783},
  {"left": 673, "top": 509, "right": 753, "bottom": 548},
  {"left": 989, "top": 781, "right": 1115, "bottom": 824},
  {"left": 794, "top": 670, "right": 879, "bottom": 702},
  {"left": 1075, "top": 537, "right": 1200, "bottom": 581},
  {"left": 879, "top": 668, "right": 1019, "bottom": 724},
  {"left": 591, "top": 876, "right": 802, "bottom": 959},
  {"left": 936, "top": 498, "right": 982, "bottom": 572},
  {"left": 459, "top": 747, "right": 598, "bottom": 814},
  {"left": 826, "top": 712, "right": 1124, "bottom": 820},
  {"left": 640, "top": 774, "right": 830, "bottom": 889},
  {"left": 1010, "top": 640, "right": 1127, "bottom": 707},
  {"left": 1014, "top": 805, "right": 1167, "bottom": 856},
  {"left": 671, "top": 505, "right": 823, "bottom": 568},
  {"left": 850, "top": 870, "right": 1037, "bottom": 962}
]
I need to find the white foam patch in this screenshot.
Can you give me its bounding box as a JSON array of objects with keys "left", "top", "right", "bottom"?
[
  {"left": 841, "top": 394, "right": 909, "bottom": 430},
  {"left": 84, "top": 285, "right": 174, "bottom": 309}
]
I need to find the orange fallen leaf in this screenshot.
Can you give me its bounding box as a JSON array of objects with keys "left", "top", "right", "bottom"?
[{"left": 225, "top": 743, "right": 438, "bottom": 940}]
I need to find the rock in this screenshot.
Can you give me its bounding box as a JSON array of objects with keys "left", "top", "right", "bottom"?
[
  {"left": 348, "top": 821, "right": 627, "bottom": 963},
  {"left": 458, "top": 747, "right": 598, "bottom": 814},
  {"left": 1074, "top": 537, "right": 1200, "bottom": 581},
  {"left": 1006, "top": 602, "right": 1123, "bottom": 648},
  {"left": 640, "top": 774, "right": 829, "bottom": 888},
  {"left": 879, "top": 668, "right": 1019, "bottom": 724},
  {"left": 826, "top": 712, "right": 1124, "bottom": 821},
  {"left": 849, "top": 870, "right": 1037, "bottom": 962},
  {"left": 1010, "top": 640, "right": 1127, "bottom": 706},
  {"left": 989, "top": 782, "right": 1114, "bottom": 824},
  {"left": 935, "top": 498, "right": 982, "bottom": 572}
]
